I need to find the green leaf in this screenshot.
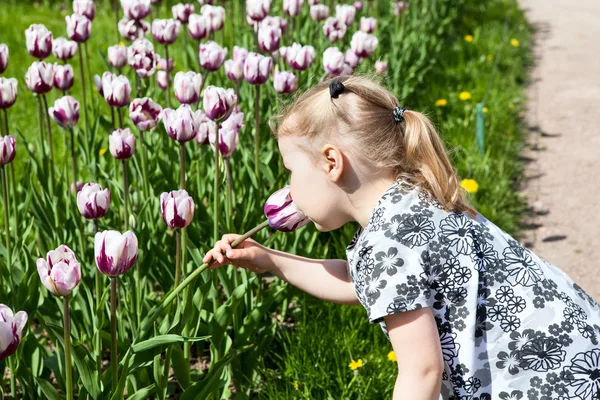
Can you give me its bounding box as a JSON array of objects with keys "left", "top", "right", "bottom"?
[
  {"left": 126, "top": 384, "right": 156, "bottom": 400},
  {"left": 35, "top": 377, "right": 63, "bottom": 400},
  {"left": 132, "top": 334, "right": 210, "bottom": 353},
  {"left": 171, "top": 345, "right": 191, "bottom": 390}
]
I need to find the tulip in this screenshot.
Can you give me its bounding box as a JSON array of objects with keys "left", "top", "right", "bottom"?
[
  {"left": 323, "top": 47, "right": 344, "bottom": 74},
  {"left": 95, "top": 230, "right": 138, "bottom": 276},
  {"left": 161, "top": 104, "right": 200, "bottom": 142},
  {"left": 102, "top": 72, "right": 131, "bottom": 107},
  {"left": 49, "top": 96, "right": 80, "bottom": 128},
  {"left": 156, "top": 71, "right": 168, "bottom": 90},
  {"left": 122, "top": 0, "right": 151, "bottom": 20},
  {"left": 173, "top": 71, "right": 202, "bottom": 104},
  {"left": 323, "top": 17, "right": 346, "bottom": 42},
  {"left": 108, "top": 44, "right": 128, "bottom": 69},
  {"left": 233, "top": 46, "right": 249, "bottom": 64},
  {"left": 157, "top": 56, "right": 174, "bottom": 72},
  {"left": 360, "top": 17, "right": 377, "bottom": 33},
  {"left": 244, "top": 52, "right": 272, "bottom": 85},
  {"left": 344, "top": 49, "right": 360, "bottom": 69},
  {"left": 199, "top": 41, "right": 227, "bottom": 71},
  {"left": 375, "top": 60, "right": 388, "bottom": 74},
  {"left": 394, "top": 1, "right": 409, "bottom": 16},
  {"left": 25, "top": 24, "right": 53, "bottom": 59},
  {"left": 160, "top": 190, "right": 194, "bottom": 229},
  {"left": 66, "top": 14, "right": 92, "bottom": 43},
  {"left": 260, "top": 15, "right": 288, "bottom": 33},
  {"left": 118, "top": 17, "right": 150, "bottom": 41},
  {"left": 152, "top": 18, "right": 180, "bottom": 45},
  {"left": 195, "top": 110, "right": 215, "bottom": 145},
  {"left": 36, "top": 245, "right": 81, "bottom": 297},
  {"left": 284, "top": 0, "right": 303, "bottom": 17},
  {"left": 172, "top": 3, "right": 194, "bottom": 24},
  {"left": 109, "top": 128, "right": 136, "bottom": 159},
  {"left": 335, "top": 4, "right": 355, "bottom": 26},
  {"left": 203, "top": 86, "right": 233, "bottom": 121},
  {"left": 338, "top": 63, "right": 353, "bottom": 76},
  {"left": 53, "top": 64, "right": 75, "bottom": 91},
  {"left": 25, "top": 61, "right": 54, "bottom": 94},
  {"left": 201, "top": 4, "right": 225, "bottom": 32},
  {"left": 77, "top": 182, "right": 110, "bottom": 219},
  {"left": 52, "top": 38, "right": 78, "bottom": 60},
  {"left": 73, "top": 0, "right": 96, "bottom": 20},
  {"left": 70, "top": 181, "right": 84, "bottom": 194},
  {"left": 310, "top": 4, "right": 328, "bottom": 21},
  {"left": 258, "top": 23, "right": 282, "bottom": 53},
  {"left": 224, "top": 60, "right": 244, "bottom": 82},
  {"left": 0, "top": 44, "right": 7, "bottom": 73},
  {"left": 354, "top": 1, "right": 363, "bottom": 11},
  {"left": 350, "top": 31, "right": 378, "bottom": 58},
  {"left": 308, "top": 0, "right": 320, "bottom": 4},
  {"left": 0, "top": 135, "right": 16, "bottom": 166},
  {"left": 188, "top": 14, "right": 210, "bottom": 40},
  {"left": 286, "top": 43, "right": 315, "bottom": 71},
  {"left": 264, "top": 185, "right": 310, "bottom": 232},
  {"left": 0, "top": 304, "right": 27, "bottom": 360},
  {"left": 273, "top": 70, "right": 296, "bottom": 94},
  {"left": 210, "top": 109, "right": 243, "bottom": 157},
  {"left": 0, "top": 78, "right": 18, "bottom": 110},
  {"left": 93, "top": 74, "right": 103, "bottom": 96},
  {"left": 127, "top": 38, "right": 157, "bottom": 78},
  {"left": 246, "top": 0, "right": 272, "bottom": 22},
  {"left": 129, "top": 97, "right": 162, "bottom": 131}
]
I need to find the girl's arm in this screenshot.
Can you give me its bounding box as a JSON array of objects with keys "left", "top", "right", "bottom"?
[{"left": 385, "top": 308, "right": 444, "bottom": 400}]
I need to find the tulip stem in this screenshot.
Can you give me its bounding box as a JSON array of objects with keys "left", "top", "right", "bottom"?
[
  {"left": 254, "top": 84, "right": 261, "bottom": 189},
  {"left": 68, "top": 127, "right": 78, "bottom": 185},
  {"left": 175, "top": 231, "right": 181, "bottom": 290},
  {"left": 139, "top": 131, "right": 150, "bottom": 198},
  {"left": 77, "top": 44, "right": 90, "bottom": 146},
  {"left": 114, "top": 0, "right": 119, "bottom": 42},
  {"left": 9, "top": 163, "right": 18, "bottom": 246},
  {"left": 183, "top": 29, "right": 189, "bottom": 71},
  {"left": 117, "top": 107, "right": 123, "bottom": 129},
  {"left": 122, "top": 159, "right": 129, "bottom": 231},
  {"left": 84, "top": 43, "right": 93, "bottom": 107},
  {"left": 63, "top": 295, "right": 73, "bottom": 400},
  {"left": 94, "top": 221, "right": 102, "bottom": 385},
  {"left": 2, "top": 108, "right": 8, "bottom": 136},
  {"left": 213, "top": 124, "right": 220, "bottom": 243},
  {"left": 196, "top": 70, "right": 209, "bottom": 111},
  {"left": 41, "top": 94, "right": 56, "bottom": 193},
  {"left": 165, "top": 45, "right": 171, "bottom": 108},
  {"left": 110, "top": 277, "right": 118, "bottom": 391},
  {"left": 1, "top": 166, "right": 13, "bottom": 306},
  {"left": 179, "top": 142, "right": 186, "bottom": 190},
  {"left": 225, "top": 157, "right": 233, "bottom": 231},
  {"left": 111, "top": 106, "right": 116, "bottom": 131}
]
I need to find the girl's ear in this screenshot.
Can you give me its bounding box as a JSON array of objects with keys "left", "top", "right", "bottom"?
[{"left": 320, "top": 143, "right": 344, "bottom": 182}]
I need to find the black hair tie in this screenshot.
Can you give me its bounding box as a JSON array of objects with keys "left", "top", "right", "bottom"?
[
  {"left": 393, "top": 106, "right": 407, "bottom": 123},
  {"left": 329, "top": 80, "right": 345, "bottom": 99}
]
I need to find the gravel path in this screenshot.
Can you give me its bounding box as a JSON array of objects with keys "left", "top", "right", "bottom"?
[{"left": 519, "top": 0, "right": 600, "bottom": 301}]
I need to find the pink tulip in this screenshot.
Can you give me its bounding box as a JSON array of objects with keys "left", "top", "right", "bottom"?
[
  {"left": 108, "top": 44, "right": 128, "bottom": 69},
  {"left": 36, "top": 245, "right": 81, "bottom": 297},
  {"left": 394, "top": 1, "right": 409, "bottom": 16},
  {"left": 323, "top": 17, "right": 346, "bottom": 42},
  {"left": 201, "top": 4, "right": 225, "bottom": 32},
  {"left": 172, "top": 3, "right": 194, "bottom": 24},
  {"left": 244, "top": 52, "right": 272, "bottom": 85},
  {"left": 109, "top": 128, "right": 136, "bottom": 159},
  {"left": 121, "top": 0, "right": 151, "bottom": 20},
  {"left": 335, "top": 4, "right": 355, "bottom": 26},
  {"left": 66, "top": 14, "right": 92, "bottom": 43},
  {"left": 246, "top": 0, "right": 272, "bottom": 22},
  {"left": 102, "top": 72, "right": 131, "bottom": 107},
  {"left": 188, "top": 14, "right": 210, "bottom": 40},
  {"left": 354, "top": 1, "right": 363, "bottom": 11},
  {"left": 127, "top": 38, "right": 157, "bottom": 78},
  {"left": 129, "top": 97, "right": 162, "bottom": 131},
  {"left": 52, "top": 38, "right": 78, "bottom": 60},
  {"left": 118, "top": 17, "right": 150, "bottom": 41},
  {"left": 0, "top": 305, "right": 28, "bottom": 360},
  {"left": 0, "top": 44, "right": 7, "bottom": 73},
  {"left": 160, "top": 190, "right": 195, "bottom": 229},
  {"left": 199, "top": 41, "right": 227, "bottom": 71},
  {"left": 49, "top": 95, "right": 80, "bottom": 128},
  {"left": 195, "top": 110, "right": 215, "bottom": 145},
  {"left": 25, "top": 24, "right": 53, "bottom": 59},
  {"left": 0, "top": 135, "right": 16, "bottom": 166},
  {"left": 264, "top": 185, "right": 310, "bottom": 232},
  {"left": 70, "top": 181, "right": 84, "bottom": 194},
  {"left": 274, "top": 70, "right": 296, "bottom": 94},
  {"left": 360, "top": 17, "right": 377, "bottom": 33},
  {"left": 173, "top": 71, "right": 202, "bottom": 104},
  {"left": 210, "top": 109, "right": 243, "bottom": 157},
  {"left": 258, "top": 22, "right": 282, "bottom": 53},
  {"left": 284, "top": 0, "right": 303, "bottom": 17},
  {"left": 25, "top": 61, "right": 54, "bottom": 94},
  {"left": 152, "top": 19, "right": 180, "bottom": 45},
  {"left": 375, "top": 60, "right": 388, "bottom": 74},
  {"left": 156, "top": 71, "right": 168, "bottom": 90},
  {"left": 323, "top": 47, "right": 344, "bottom": 74},
  {"left": 53, "top": 64, "right": 75, "bottom": 91},
  {"left": 344, "top": 49, "right": 360, "bottom": 69},
  {"left": 286, "top": 43, "right": 315, "bottom": 71},
  {"left": 161, "top": 104, "right": 200, "bottom": 142},
  {"left": 0, "top": 78, "right": 18, "bottom": 110},
  {"left": 73, "top": 0, "right": 96, "bottom": 20},
  {"left": 310, "top": 4, "right": 328, "bottom": 21},
  {"left": 77, "top": 182, "right": 110, "bottom": 219},
  {"left": 94, "top": 230, "right": 138, "bottom": 277},
  {"left": 203, "top": 86, "right": 234, "bottom": 120},
  {"left": 224, "top": 60, "right": 244, "bottom": 82},
  {"left": 157, "top": 56, "right": 174, "bottom": 72},
  {"left": 350, "top": 31, "right": 378, "bottom": 58}
]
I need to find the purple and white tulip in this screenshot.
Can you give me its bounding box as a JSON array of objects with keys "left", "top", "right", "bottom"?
[
  {"left": 94, "top": 74, "right": 103, "bottom": 96},
  {"left": 195, "top": 110, "right": 215, "bottom": 145},
  {"left": 156, "top": 71, "right": 168, "bottom": 90},
  {"left": 36, "top": 245, "right": 81, "bottom": 297},
  {"left": 0, "top": 44, "right": 7, "bottom": 74},
  {"left": 201, "top": 4, "right": 225, "bottom": 32},
  {"left": 258, "top": 22, "right": 282, "bottom": 53},
  {"left": 286, "top": 43, "right": 315, "bottom": 71},
  {"left": 350, "top": 31, "right": 378, "bottom": 58},
  {"left": 246, "top": 0, "right": 272, "bottom": 22},
  {"left": 203, "top": 86, "right": 234, "bottom": 121},
  {"left": 322, "top": 17, "right": 346, "bottom": 42},
  {"left": 121, "top": 0, "right": 151, "bottom": 20},
  {"left": 161, "top": 104, "right": 200, "bottom": 142},
  {"left": 0, "top": 305, "right": 27, "bottom": 360},
  {"left": 360, "top": 17, "right": 377, "bottom": 33},
  {"left": 0, "top": 135, "right": 16, "bottom": 166},
  {"left": 0, "top": 78, "right": 18, "bottom": 110},
  {"left": 66, "top": 14, "right": 92, "bottom": 43},
  {"left": 52, "top": 38, "right": 77, "bottom": 60},
  {"left": 53, "top": 64, "right": 75, "bottom": 91},
  {"left": 102, "top": 72, "right": 131, "bottom": 107},
  {"left": 25, "top": 61, "right": 54, "bottom": 94},
  {"left": 354, "top": 1, "right": 363, "bottom": 11},
  {"left": 283, "top": 0, "right": 303, "bottom": 17},
  {"left": 160, "top": 190, "right": 194, "bottom": 229},
  {"left": 152, "top": 19, "right": 180, "bottom": 45},
  {"left": 172, "top": 3, "right": 194, "bottom": 24},
  {"left": 109, "top": 128, "right": 136, "bottom": 159},
  {"left": 49, "top": 95, "right": 80, "bottom": 128},
  {"left": 73, "top": 0, "right": 96, "bottom": 20},
  {"left": 244, "top": 52, "right": 272, "bottom": 85},
  {"left": 344, "top": 49, "right": 360, "bottom": 69},
  {"left": 94, "top": 230, "right": 138, "bottom": 277},
  {"left": 188, "top": 14, "right": 210, "bottom": 40},
  {"left": 233, "top": 46, "right": 249, "bottom": 64},
  {"left": 335, "top": 4, "right": 356, "bottom": 26},
  {"left": 199, "top": 41, "right": 227, "bottom": 71},
  {"left": 310, "top": 4, "right": 328, "bottom": 21},
  {"left": 118, "top": 17, "right": 150, "bottom": 41},
  {"left": 127, "top": 38, "right": 157, "bottom": 78},
  {"left": 108, "top": 44, "right": 128, "bottom": 69},
  {"left": 323, "top": 47, "right": 345, "bottom": 74},
  {"left": 375, "top": 60, "right": 388, "bottom": 74},
  {"left": 264, "top": 185, "right": 310, "bottom": 232},
  {"left": 273, "top": 70, "right": 296, "bottom": 94},
  {"left": 210, "top": 109, "right": 243, "bottom": 157},
  {"left": 25, "top": 24, "right": 53, "bottom": 59},
  {"left": 77, "top": 182, "right": 110, "bottom": 219},
  {"left": 173, "top": 71, "right": 202, "bottom": 104},
  {"left": 129, "top": 97, "right": 162, "bottom": 131},
  {"left": 224, "top": 59, "right": 244, "bottom": 82}
]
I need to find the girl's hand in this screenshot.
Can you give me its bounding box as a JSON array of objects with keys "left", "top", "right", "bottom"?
[{"left": 202, "top": 234, "right": 272, "bottom": 274}]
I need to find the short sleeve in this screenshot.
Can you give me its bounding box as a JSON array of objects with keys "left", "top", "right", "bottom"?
[{"left": 355, "top": 231, "right": 433, "bottom": 324}]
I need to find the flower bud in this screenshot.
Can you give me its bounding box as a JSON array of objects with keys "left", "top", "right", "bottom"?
[
  {"left": 323, "top": 47, "right": 344, "bottom": 74},
  {"left": 264, "top": 185, "right": 310, "bottom": 232},
  {"left": 49, "top": 95, "right": 80, "bottom": 128},
  {"left": 102, "top": 72, "right": 131, "bottom": 107},
  {"left": 36, "top": 245, "right": 81, "bottom": 297},
  {"left": 258, "top": 22, "right": 282, "bottom": 53},
  {"left": 244, "top": 52, "right": 272, "bottom": 85},
  {"left": 94, "top": 230, "right": 138, "bottom": 277},
  {"left": 394, "top": 1, "right": 409, "bottom": 16},
  {"left": 274, "top": 70, "right": 296, "bottom": 94},
  {"left": 25, "top": 61, "right": 54, "bottom": 94},
  {"left": 161, "top": 104, "right": 200, "bottom": 142},
  {"left": 375, "top": 60, "right": 388, "bottom": 74},
  {"left": 173, "top": 71, "right": 202, "bottom": 104},
  {"left": 77, "top": 182, "right": 110, "bottom": 219},
  {"left": 0, "top": 135, "right": 16, "bottom": 166},
  {"left": 201, "top": 4, "right": 225, "bottom": 32},
  {"left": 286, "top": 43, "right": 315, "bottom": 71},
  {"left": 350, "top": 31, "right": 378, "bottom": 58},
  {"left": 129, "top": 97, "right": 162, "bottom": 131},
  {"left": 0, "top": 78, "right": 18, "bottom": 110},
  {"left": 323, "top": 17, "right": 346, "bottom": 42},
  {"left": 199, "top": 40, "right": 227, "bottom": 71},
  {"left": 121, "top": 0, "right": 151, "bottom": 20},
  {"left": 335, "top": 4, "right": 355, "bottom": 26},
  {"left": 160, "top": 190, "right": 194, "bottom": 229},
  {"left": 0, "top": 44, "right": 7, "bottom": 74},
  {"left": 73, "top": 0, "right": 96, "bottom": 20},
  {"left": 109, "top": 128, "right": 136, "bottom": 159},
  {"left": 118, "top": 17, "right": 150, "bottom": 41},
  {"left": 203, "top": 86, "right": 234, "bottom": 120},
  {"left": 156, "top": 71, "right": 168, "bottom": 90},
  {"left": 172, "top": 3, "right": 194, "bottom": 24},
  {"left": 354, "top": 1, "right": 363, "bottom": 11},
  {"left": 66, "top": 14, "right": 92, "bottom": 43},
  {"left": 53, "top": 64, "right": 75, "bottom": 91},
  {"left": 360, "top": 17, "right": 377, "bottom": 33},
  {"left": 52, "top": 37, "right": 78, "bottom": 60},
  {"left": 108, "top": 44, "right": 128, "bottom": 69},
  {"left": 246, "top": 0, "right": 272, "bottom": 22},
  {"left": 127, "top": 38, "right": 157, "bottom": 78},
  {"left": 152, "top": 18, "right": 180, "bottom": 45},
  {"left": 284, "top": 0, "right": 303, "bottom": 17},
  {"left": 25, "top": 24, "right": 53, "bottom": 59},
  {"left": 188, "top": 14, "right": 210, "bottom": 40},
  {"left": 210, "top": 109, "right": 243, "bottom": 157},
  {"left": 310, "top": 4, "right": 328, "bottom": 21},
  {"left": 0, "top": 304, "right": 28, "bottom": 360},
  {"left": 195, "top": 110, "right": 215, "bottom": 145}
]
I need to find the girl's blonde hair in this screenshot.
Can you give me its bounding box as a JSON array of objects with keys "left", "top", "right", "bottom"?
[{"left": 269, "top": 74, "right": 477, "bottom": 219}]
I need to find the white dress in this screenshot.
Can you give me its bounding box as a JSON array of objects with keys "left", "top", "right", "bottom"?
[{"left": 345, "top": 179, "right": 600, "bottom": 400}]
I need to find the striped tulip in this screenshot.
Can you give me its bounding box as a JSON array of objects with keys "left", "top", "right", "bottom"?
[
  {"left": 152, "top": 18, "right": 180, "bottom": 45},
  {"left": 210, "top": 109, "right": 243, "bottom": 157},
  {"left": 25, "top": 24, "right": 53, "bottom": 59},
  {"left": 161, "top": 104, "right": 200, "bottom": 142},
  {"left": 243, "top": 52, "right": 272, "bottom": 85},
  {"left": 0, "top": 78, "right": 18, "bottom": 109},
  {"left": 52, "top": 37, "right": 78, "bottom": 60},
  {"left": 273, "top": 70, "right": 295, "bottom": 94},
  {"left": 172, "top": 3, "right": 194, "bottom": 24},
  {"left": 0, "top": 305, "right": 28, "bottom": 360},
  {"left": 25, "top": 61, "right": 54, "bottom": 94},
  {"left": 94, "top": 230, "right": 138, "bottom": 277},
  {"left": 199, "top": 41, "right": 227, "bottom": 71},
  {"left": 129, "top": 97, "right": 162, "bottom": 131},
  {"left": 203, "top": 86, "right": 234, "bottom": 120},
  {"left": 173, "top": 71, "right": 202, "bottom": 104},
  {"left": 109, "top": 128, "right": 136, "bottom": 159},
  {"left": 53, "top": 63, "right": 75, "bottom": 91},
  {"left": 48, "top": 95, "right": 80, "bottom": 128},
  {"left": 160, "top": 190, "right": 195, "bottom": 229},
  {"left": 36, "top": 245, "right": 82, "bottom": 297},
  {"left": 73, "top": 0, "right": 96, "bottom": 20},
  {"left": 66, "top": 14, "right": 92, "bottom": 43},
  {"left": 77, "top": 182, "right": 110, "bottom": 219},
  {"left": 0, "top": 135, "right": 16, "bottom": 166},
  {"left": 264, "top": 185, "right": 310, "bottom": 232},
  {"left": 0, "top": 44, "right": 7, "bottom": 73}
]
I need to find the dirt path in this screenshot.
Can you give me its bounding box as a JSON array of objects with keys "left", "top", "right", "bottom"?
[{"left": 519, "top": 0, "right": 600, "bottom": 301}]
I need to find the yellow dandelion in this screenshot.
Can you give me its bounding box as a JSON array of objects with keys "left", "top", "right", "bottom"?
[
  {"left": 459, "top": 91, "right": 472, "bottom": 101},
  {"left": 508, "top": 103, "right": 515, "bottom": 111},
  {"left": 487, "top": 54, "right": 494, "bottom": 61},
  {"left": 464, "top": 35, "right": 474, "bottom": 43},
  {"left": 387, "top": 351, "right": 397, "bottom": 362},
  {"left": 293, "top": 381, "right": 300, "bottom": 389},
  {"left": 157, "top": 64, "right": 162, "bottom": 70},
  {"left": 435, "top": 99, "right": 448, "bottom": 107},
  {"left": 483, "top": 107, "right": 489, "bottom": 113},
  {"left": 119, "top": 41, "right": 125, "bottom": 47},
  {"left": 460, "top": 179, "right": 479, "bottom": 194},
  {"left": 510, "top": 39, "right": 519, "bottom": 47},
  {"left": 348, "top": 359, "right": 363, "bottom": 370},
  {"left": 99, "top": 148, "right": 108, "bottom": 156}
]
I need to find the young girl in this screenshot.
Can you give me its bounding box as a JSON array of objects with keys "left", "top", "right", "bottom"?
[{"left": 202, "top": 75, "right": 600, "bottom": 400}]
